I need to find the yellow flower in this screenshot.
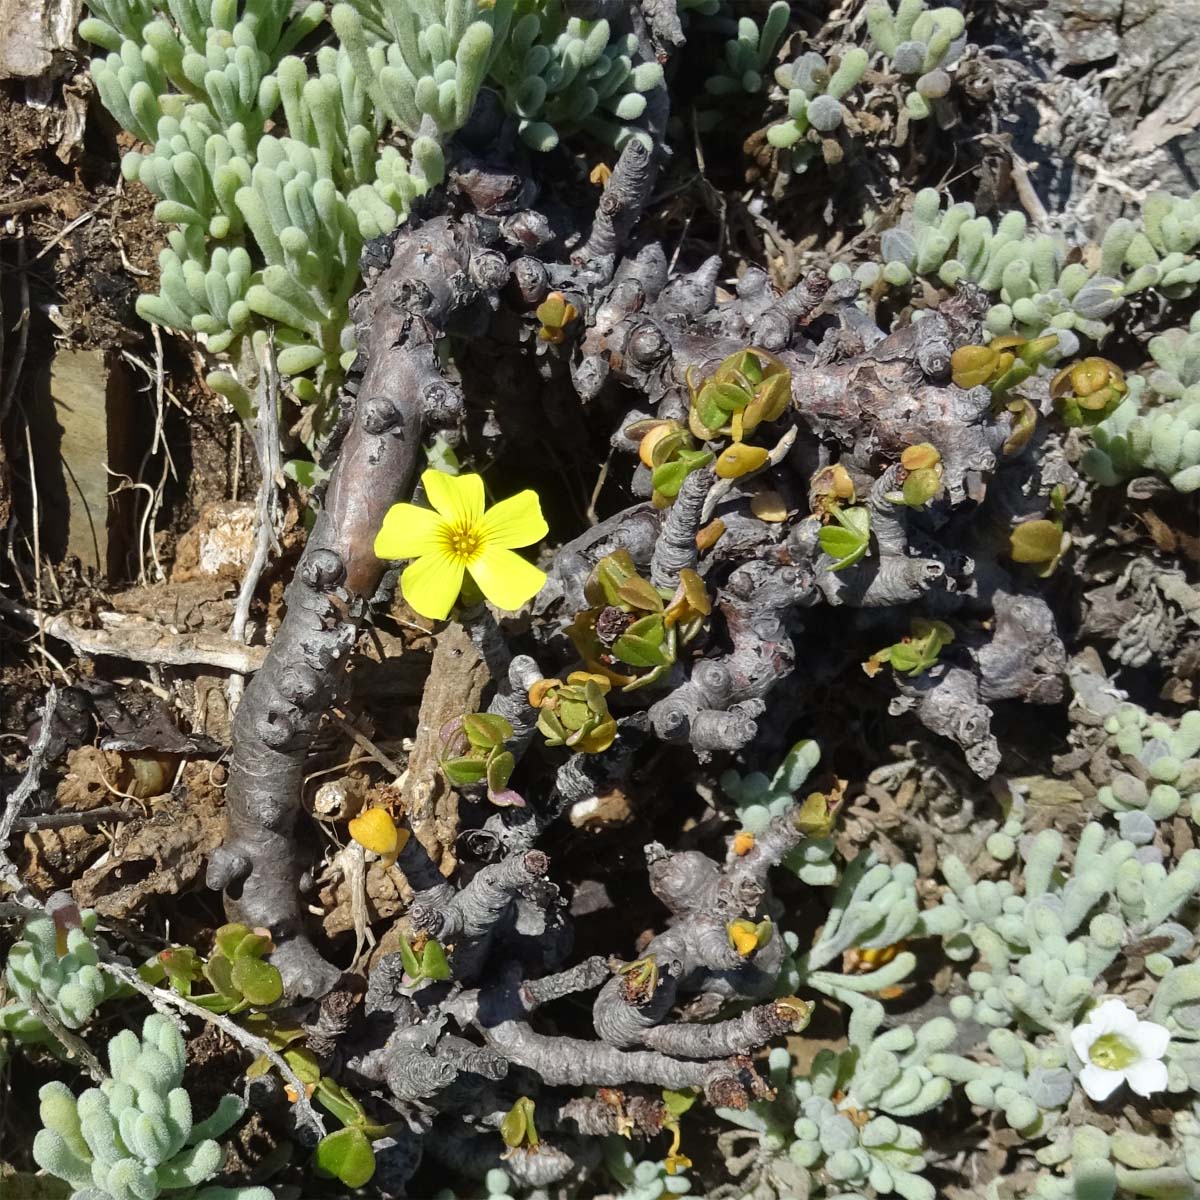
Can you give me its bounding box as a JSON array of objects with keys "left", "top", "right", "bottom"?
[{"left": 374, "top": 470, "right": 548, "bottom": 621}]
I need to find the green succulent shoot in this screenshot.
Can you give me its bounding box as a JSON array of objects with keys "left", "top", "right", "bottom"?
[
  {"left": 686, "top": 348, "right": 792, "bottom": 444},
  {"left": 818, "top": 504, "right": 871, "bottom": 571},
  {"left": 438, "top": 712, "right": 522, "bottom": 807},
  {"left": 500, "top": 1095, "right": 539, "bottom": 1152},
  {"left": 396, "top": 932, "right": 452, "bottom": 986},
  {"left": 208, "top": 924, "right": 284, "bottom": 1011},
  {"left": 1050, "top": 357, "right": 1128, "bottom": 427},
  {"left": 1009, "top": 487, "right": 1069, "bottom": 577},
  {"left": 864, "top": 618, "right": 954, "bottom": 678},
  {"left": 626, "top": 417, "right": 715, "bottom": 508},
  {"left": 566, "top": 550, "right": 710, "bottom": 691},
  {"left": 530, "top": 672, "right": 618, "bottom": 753},
  {"left": 1, "top": 905, "right": 121, "bottom": 1047}
]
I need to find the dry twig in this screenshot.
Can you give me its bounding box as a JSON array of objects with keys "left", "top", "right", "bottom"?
[
  {"left": 0, "top": 685, "right": 58, "bottom": 907},
  {"left": 97, "top": 959, "right": 328, "bottom": 1140},
  {"left": 0, "top": 596, "right": 268, "bottom": 673}
]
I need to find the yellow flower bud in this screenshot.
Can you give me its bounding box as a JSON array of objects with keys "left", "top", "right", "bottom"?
[{"left": 348, "top": 808, "right": 409, "bottom": 866}]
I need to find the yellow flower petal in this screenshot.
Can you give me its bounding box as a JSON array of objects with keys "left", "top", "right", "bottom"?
[
  {"left": 348, "top": 808, "right": 399, "bottom": 856},
  {"left": 478, "top": 489, "right": 548, "bottom": 550},
  {"left": 422, "top": 469, "right": 484, "bottom": 528},
  {"left": 374, "top": 502, "right": 446, "bottom": 560},
  {"left": 468, "top": 547, "right": 547, "bottom": 612},
  {"left": 401, "top": 552, "right": 466, "bottom": 620}
]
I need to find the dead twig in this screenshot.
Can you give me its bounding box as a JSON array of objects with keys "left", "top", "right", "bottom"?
[
  {"left": 28, "top": 995, "right": 108, "bottom": 1082},
  {"left": 10, "top": 806, "right": 137, "bottom": 831},
  {"left": 0, "top": 685, "right": 58, "bottom": 907},
  {"left": 97, "top": 959, "right": 328, "bottom": 1140},
  {"left": 230, "top": 336, "right": 283, "bottom": 648},
  {"left": 0, "top": 596, "right": 268, "bottom": 673}
]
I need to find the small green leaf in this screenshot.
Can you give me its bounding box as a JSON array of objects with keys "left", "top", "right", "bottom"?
[
  {"left": 231, "top": 931, "right": 273, "bottom": 961},
  {"left": 283, "top": 458, "right": 330, "bottom": 489},
  {"left": 441, "top": 756, "right": 488, "bottom": 786},
  {"left": 461, "top": 713, "right": 513, "bottom": 750},
  {"left": 314, "top": 1126, "right": 376, "bottom": 1188},
  {"left": 397, "top": 935, "right": 422, "bottom": 980},
  {"left": 818, "top": 506, "right": 871, "bottom": 571},
  {"left": 284, "top": 1046, "right": 322, "bottom": 1084},
  {"left": 612, "top": 614, "right": 670, "bottom": 667},
  {"left": 202, "top": 954, "right": 239, "bottom": 1000},
  {"left": 1010, "top": 519, "right": 1063, "bottom": 564},
  {"left": 244, "top": 1054, "right": 273, "bottom": 1080},
  {"left": 214, "top": 924, "right": 252, "bottom": 960},
  {"left": 230, "top": 956, "right": 283, "bottom": 1008},
  {"left": 651, "top": 459, "right": 691, "bottom": 500},
  {"left": 500, "top": 1096, "right": 538, "bottom": 1149},
  {"left": 486, "top": 750, "right": 515, "bottom": 795},
  {"left": 315, "top": 1076, "right": 366, "bottom": 1127},
  {"left": 615, "top": 574, "right": 664, "bottom": 613},
  {"left": 662, "top": 1088, "right": 697, "bottom": 1118},
  {"left": 419, "top": 939, "right": 452, "bottom": 982}
]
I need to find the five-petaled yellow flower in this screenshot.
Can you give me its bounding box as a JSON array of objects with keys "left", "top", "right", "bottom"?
[{"left": 374, "top": 470, "right": 548, "bottom": 621}]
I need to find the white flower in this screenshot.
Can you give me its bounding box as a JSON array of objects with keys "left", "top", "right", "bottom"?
[{"left": 1070, "top": 998, "right": 1170, "bottom": 1101}]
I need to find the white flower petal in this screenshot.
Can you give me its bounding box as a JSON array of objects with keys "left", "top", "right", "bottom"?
[
  {"left": 1070, "top": 1024, "right": 1099, "bottom": 1063},
  {"left": 1124, "top": 1058, "right": 1168, "bottom": 1098},
  {"left": 1078, "top": 1063, "right": 1124, "bottom": 1102},
  {"left": 1091, "top": 998, "right": 1138, "bottom": 1037},
  {"left": 1130, "top": 1019, "right": 1170, "bottom": 1061}
]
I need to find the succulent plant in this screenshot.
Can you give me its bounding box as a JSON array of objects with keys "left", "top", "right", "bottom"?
[
  {"left": 717, "top": 1001, "right": 953, "bottom": 1200},
  {"left": 0, "top": 907, "right": 121, "bottom": 1046},
  {"left": 703, "top": 2, "right": 790, "bottom": 99},
  {"left": 835, "top": 187, "right": 1200, "bottom": 357},
  {"left": 866, "top": 0, "right": 965, "bottom": 121},
  {"left": 766, "top": 46, "right": 869, "bottom": 167},
  {"left": 567, "top": 551, "right": 710, "bottom": 692},
  {"left": 530, "top": 672, "right": 619, "bottom": 754},
  {"left": 33, "top": 1013, "right": 271, "bottom": 1200},
  {"left": 930, "top": 824, "right": 1200, "bottom": 1129},
  {"left": 488, "top": 1, "right": 664, "bottom": 151},
  {"left": 721, "top": 740, "right": 839, "bottom": 886},
  {"left": 1094, "top": 702, "right": 1200, "bottom": 824},
  {"left": 1081, "top": 317, "right": 1200, "bottom": 493}
]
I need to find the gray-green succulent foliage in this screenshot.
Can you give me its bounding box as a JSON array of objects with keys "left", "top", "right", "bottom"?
[
  {"left": 34, "top": 1013, "right": 270, "bottom": 1200},
  {"left": 721, "top": 739, "right": 837, "bottom": 885},
  {"left": 716, "top": 1001, "right": 951, "bottom": 1200},
  {"left": 866, "top": 0, "right": 965, "bottom": 121},
  {"left": 765, "top": 46, "right": 868, "bottom": 173},
  {"left": 489, "top": 4, "right": 664, "bottom": 151},
  {"left": 0, "top": 908, "right": 120, "bottom": 1046},
  {"left": 834, "top": 187, "right": 1200, "bottom": 361},
  {"left": 703, "top": 2, "right": 789, "bottom": 99},
  {"left": 1082, "top": 313, "right": 1200, "bottom": 493},
  {"left": 1093, "top": 701, "right": 1200, "bottom": 824},
  {"left": 933, "top": 823, "right": 1200, "bottom": 1130},
  {"left": 78, "top": 0, "right": 663, "bottom": 415}
]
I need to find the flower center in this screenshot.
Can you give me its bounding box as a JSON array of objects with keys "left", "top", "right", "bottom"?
[
  {"left": 445, "top": 521, "right": 484, "bottom": 564},
  {"left": 1089, "top": 1033, "right": 1138, "bottom": 1071}
]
